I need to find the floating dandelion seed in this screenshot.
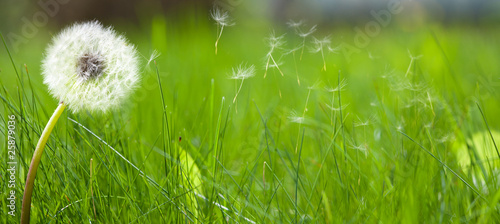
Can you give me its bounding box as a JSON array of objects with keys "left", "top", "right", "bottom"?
[
  {"left": 146, "top": 50, "right": 161, "bottom": 67},
  {"left": 328, "top": 45, "right": 341, "bottom": 54},
  {"left": 286, "top": 19, "right": 304, "bottom": 29},
  {"left": 42, "top": 21, "right": 140, "bottom": 113},
  {"left": 298, "top": 25, "right": 317, "bottom": 39},
  {"left": 299, "top": 25, "right": 318, "bottom": 60},
  {"left": 286, "top": 20, "right": 316, "bottom": 85},
  {"left": 21, "top": 21, "right": 140, "bottom": 224},
  {"left": 211, "top": 7, "right": 234, "bottom": 55},
  {"left": 311, "top": 36, "right": 332, "bottom": 71},
  {"left": 325, "top": 78, "right": 347, "bottom": 92},
  {"left": 405, "top": 49, "right": 423, "bottom": 77},
  {"left": 264, "top": 32, "right": 285, "bottom": 78},
  {"left": 288, "top": 110, "right": 305, "bottom": 124},
  {"left": 354, "top": 117, "right": 371, "bottom": 129},
  {"left": 282, "top": 45, "right": 303, "bottom": 85},
  {"left": 230, "top": 63, "right": 255, "bottom": 104},
  {"left": 288, "top": 20, "right": 317, "bottom": 60},
  {"left": 325, "top": 103, "right": 350, "bottom": 111}
]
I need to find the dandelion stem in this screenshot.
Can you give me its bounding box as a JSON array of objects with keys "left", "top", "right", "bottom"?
[
  {"left": 293, "top": 51, "right": 300, "bottom": 85},
  {"left": 21, "top": 102, "right": 66, "bottom": 224},
  {"left": 321, "top": 48, "right": 326, "bottom": 71},
  {"left": 264, "top": 56, "right": 271, "bottom": 78},
  {"left": 233, "top": 79, "right": 245, "bottom": 103},
  {"left": 215, "top": 25, "right": 225, "bottom": 55},
  {"left": 300, "top": 38, "right": 306, "bottom": 61},
  {"left": 269, "top": 54, "right": 284, "bottom": 76}
]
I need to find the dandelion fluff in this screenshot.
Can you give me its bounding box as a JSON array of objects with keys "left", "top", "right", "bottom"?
[{"left": 42, "top": 21, "right": 140, "bottom": 113}]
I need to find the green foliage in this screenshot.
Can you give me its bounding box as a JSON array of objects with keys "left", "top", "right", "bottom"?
[{"left": 1, "top": 14, "right": 500, "bottom": 223}]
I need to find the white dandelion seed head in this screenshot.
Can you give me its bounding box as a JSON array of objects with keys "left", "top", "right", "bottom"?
[
  {"left": 211, "top": 7, "right": 234, "bottom": 27},
  {"left": 311, "top": 36, "right": 331, "bottom": 53},
  {"left": 230, "top": 64, "right": 255, "bottom": 80},
  {"left": 325, "top": 79, "right": 347, "bottom": 92},
  {"left": 298, "top": 25, "right": 317, "bottom": 38},
  {"left": 42, "top": 21, "right": 140, "bottom": 113},
  {"left": 286, "top": 19, "right": 304, "bottom": 29},
  {"left": 146, "top": 50, "right": 161, "bottom": 67},
  {"left": 288, "top": 111, "right": 305, "bottom": 124},
  {"left": 325, "top": 103, "right": 350, "bottom": 111},
  {"left": 328, "top": 45, "right": 341, "bottom": 54},
  {"left": 267, "top": 32, "right": 286, "bottom": 50}
]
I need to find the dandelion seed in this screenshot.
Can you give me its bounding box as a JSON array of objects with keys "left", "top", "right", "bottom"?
[
  {"left": 230, "top": 63, "right": 255, "bottom": 103},
  {"left": 211, "top": 7, "right": 234, "bottom": 55},
  {"left": 287, "top": 19, "right": 316, "bottom": 61},
  {"left": 281, "top": 45, "right": 303, "bottom": 85},
  {"left": 297, "top": 25, "right": 316, "bottom": 60},
  {"left": 311, "top": 36, "right": 331, "bottom": 71},
  {"left": 325, "top": 79, "right": 347, "bottom": 92},
  {"left": 351, "top": 143, "right": 368, "bottom": 152},
  {"left": 328, "top": 45, "right": 341, "bottom": 54},
  {"left": 288, "top": 110, "right": 305, "bottom": 124},
  {"left": 325, "top": 103, "right": 350, "bottom": 111},
  {"left": 354, "top": 119, "right": 370, "bottom": 127},
  {"left": 437, "top": 134, "right": 455, "bottom": 143},
  {"left": 405, "top": 49, "right": 423, "bottom": 77},
  {"left": 287, "top": 19, "right": 304, "bottom": 29},
  {"left": 147, "top": 50, "right": 161, "bottom": 67},
  {"left": 286, "top": 20, "right": 304, "bottom": 29},
  {"left": 311, "top": 36, "right": 331, "bottom": 52},
  {"left": 264, "top": 32, "right": 285, "bottom": 78},
  {"left": 298, "top": 25, "right": 317, "bottom": 39}
]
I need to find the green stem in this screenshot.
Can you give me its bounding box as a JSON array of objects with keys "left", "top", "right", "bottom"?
[{"left": 21, "top": 102, "right": 66, "bottom": 224}]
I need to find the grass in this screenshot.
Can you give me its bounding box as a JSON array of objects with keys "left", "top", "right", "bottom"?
[{"left": 1, "top": 10, "right": 500, "bottom": 223}]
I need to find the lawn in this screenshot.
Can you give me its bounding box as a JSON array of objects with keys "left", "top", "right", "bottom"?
[{"left": 1, "top": 8, "right": 500, "bottom": 223}]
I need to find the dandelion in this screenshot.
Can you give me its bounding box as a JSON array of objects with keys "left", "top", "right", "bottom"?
[
  {"left": 311, "top": 36, "right": 331, "bottom": 71},
  {"left": 264, "top": 32, "right": 285, "bottom": 78},
  {"left": 211, "top": 7, "right": 234, "bottom": 55},
  {"left": 42, "top": 21, "right": 140, "bottom": 113},
  {"left": 21, "top": 21, "right": 140, "bottom": 224},
  {"left": 230, "top": 63, "right": 255, "bottom": 104}
]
